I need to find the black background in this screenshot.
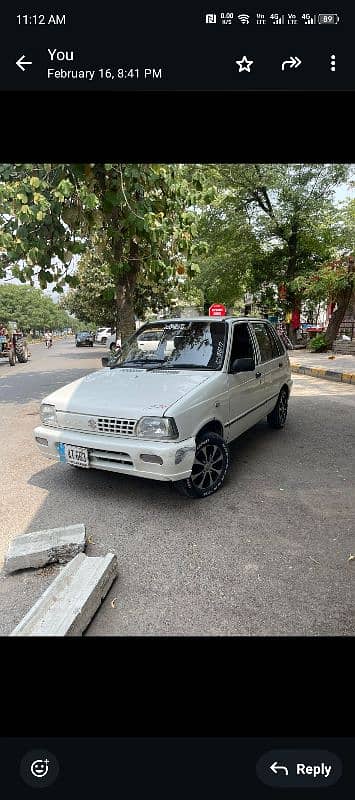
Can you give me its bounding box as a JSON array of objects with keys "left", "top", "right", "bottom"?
[{"left": 1, "top": 0, "right": 354, "bottom": 90}]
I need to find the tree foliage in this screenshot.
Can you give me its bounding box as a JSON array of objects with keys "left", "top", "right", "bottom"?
[
  {"left": 194, "top": 163, "right": 352, "bottom": 334},
  {"left": 63, "top": 236, "right": 186, "bottom": 327},
  {"left": 1, "top": 163, "right": 352, "bottom": 341},
  {"left": 0, "top": 163, "right": 209, "bottom": 338},
  {"left": 0, "top": 284, "right": 75, "bottom": 332}
]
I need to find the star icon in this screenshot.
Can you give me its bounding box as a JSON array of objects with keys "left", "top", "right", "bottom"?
[{"left": 235, "top": 55, "right": 254, "bottom": 72}]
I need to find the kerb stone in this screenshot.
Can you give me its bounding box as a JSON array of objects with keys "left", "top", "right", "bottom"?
[
  {"left": 10, "top": 553, "right": 118, "bottom": 636},
  {"left": 4, "top": 524, "right": 87, "bottom": 574}
]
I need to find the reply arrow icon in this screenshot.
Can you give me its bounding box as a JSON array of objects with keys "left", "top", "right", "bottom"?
[
  {"left": 16, "top": 55, "right": 33, "bottom": 72},
  {"left": 281, "top": 56, "right": 302, "bottom": 71},
  {"left": 270, "top": 761, "right": 289, "bottom": 776}
]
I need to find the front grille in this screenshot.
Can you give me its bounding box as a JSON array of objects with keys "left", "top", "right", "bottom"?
[{"left": 97, "top": 417, "right": 136, "bottom": 436}]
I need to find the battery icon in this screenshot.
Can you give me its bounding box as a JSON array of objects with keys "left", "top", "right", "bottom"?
[{"left": 318, "top": 13, "right": 339, "bottom": 24}]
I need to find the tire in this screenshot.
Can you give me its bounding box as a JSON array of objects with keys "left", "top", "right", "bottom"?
[
  {"left": 101, "top": 337, "right": 107, "bottom": 345},
  {"left": 15, "top": 338, "right": 28, "bottom": 363},
  {"left": 175, "top": 432, "right": 229, "bottom": 498},
  {"left": 267, "top": 387, "right": 288, "bottom": 429}
]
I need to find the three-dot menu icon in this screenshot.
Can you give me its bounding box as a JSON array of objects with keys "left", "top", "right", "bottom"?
[{"left": 330, "top": 54, "right": 336, "bottom": 71}]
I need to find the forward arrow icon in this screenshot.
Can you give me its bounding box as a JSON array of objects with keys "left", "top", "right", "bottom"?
[{"left": 281, "top": 56, "right": 302, "bottom": 70}]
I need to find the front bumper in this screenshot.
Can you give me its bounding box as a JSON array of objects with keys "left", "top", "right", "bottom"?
[{"left": 34, "top": 425, "right": 196, "bottom": 482}]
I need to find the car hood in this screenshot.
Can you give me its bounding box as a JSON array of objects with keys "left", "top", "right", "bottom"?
[{"left": 44, "top": 367, "right": 212, "bottom": 418}]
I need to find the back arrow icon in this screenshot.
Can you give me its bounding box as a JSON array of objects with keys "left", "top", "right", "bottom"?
[
  {"left": 270, "top": 761, "right": 289, "bottom": 775},
  {"left": 16, "top": 55, "right": 33, "bottom": 72},
  {"left": 281, "top": 56, "right": 302, "bottom": 71}
]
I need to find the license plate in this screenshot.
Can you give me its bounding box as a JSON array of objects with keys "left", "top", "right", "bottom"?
[{"left": 64, "top": 444, "right": 89, "bottom": 468}]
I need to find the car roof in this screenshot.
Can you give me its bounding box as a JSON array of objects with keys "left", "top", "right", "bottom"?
[{"left": 144, "top": 316, "right": 271, "bottom": 324}]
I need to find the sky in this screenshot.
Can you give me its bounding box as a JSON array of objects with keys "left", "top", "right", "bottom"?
[{"left": 333, "top": 183, "right": 353, "bottom": 204}]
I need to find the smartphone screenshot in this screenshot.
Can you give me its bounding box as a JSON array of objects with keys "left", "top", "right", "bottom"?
[{"left": 0, "top": 2, "right": 353, "bottom": 796}]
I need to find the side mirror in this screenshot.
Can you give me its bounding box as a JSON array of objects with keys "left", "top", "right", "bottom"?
[
  {"left": 231, "top": 357, "right": 255, "bottom": 373},
  {"left": 101, "top": 356, "right": 109, "bottom": 367}
]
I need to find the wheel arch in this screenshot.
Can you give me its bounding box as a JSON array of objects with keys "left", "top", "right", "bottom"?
[{"left": 195, "top": 418, "right": 225, "bottom": 442}]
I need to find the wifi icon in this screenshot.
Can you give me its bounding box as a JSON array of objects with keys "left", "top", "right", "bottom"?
[{"left": 238, "top": 14, "right": 250, "bottom": 24}]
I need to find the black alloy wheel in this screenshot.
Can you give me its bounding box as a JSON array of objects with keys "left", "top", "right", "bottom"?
[
  {"left": 175, "top": 432, "right": 229, "bottom": 498},
  {"left": 267, "top": 387, "right": 288, "bottom": 429}
]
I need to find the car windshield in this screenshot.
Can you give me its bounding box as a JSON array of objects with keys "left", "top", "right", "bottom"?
[{"left": 110, "top": 321, "right": 227, "bottom": 370}]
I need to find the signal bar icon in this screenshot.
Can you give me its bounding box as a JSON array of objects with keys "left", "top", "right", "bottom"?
[
  {"left": 270, "top": 13, "right": 285, "bottom": 24},
  {"left": 302, "top": 13, "right": 316, "bottom": 24},
  {"left": 237, "top": 14, "right": 250, "bottom": 24}
]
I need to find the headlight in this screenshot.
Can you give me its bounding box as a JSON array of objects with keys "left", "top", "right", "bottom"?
[
  {"left": 40, "top": 403, "right": 58, "bottom": 427},
  {"left": 135, "top": 416, "right": 178, "bottom": 440}
]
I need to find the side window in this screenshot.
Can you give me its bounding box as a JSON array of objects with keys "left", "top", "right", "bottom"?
[
  {"left": 251, "top": 322, "right": 278, "bottom": 362},
  {"left": 268, "top": 325, "right": 285, "bottom": 357},
  {"left": 229, "top": 323, "right": 254, "bottom": 368}
]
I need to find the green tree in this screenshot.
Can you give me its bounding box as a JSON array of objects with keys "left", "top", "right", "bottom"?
[
  {"left": 197, "top": 164, "right": 351, "bottom": 337},
  {"left": 292, "top": 253, "right": 355, "bottom": 346},
  {"left": 290, "top": 198, "right": 355, "bottom": 345},
  {"left": 193, "top": 199, "right": 261, "bottom": 310},
  {"left": 0, "top": 283, "right": 73, "bottom": 333},
  {"left": 0, "top": 164, "right": 208, "bottom": 340},
  {"left": 63, "top": 237, "right": 182, "bottom": 329}
]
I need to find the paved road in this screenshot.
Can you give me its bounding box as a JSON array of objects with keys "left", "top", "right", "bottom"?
[{"left": 0, "top": 339, "right": 354, "bottom": 636}]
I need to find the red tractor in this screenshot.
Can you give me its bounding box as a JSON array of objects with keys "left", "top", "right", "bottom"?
[{"left": 0, "top": 325, "right": 29, "bottom": 366}]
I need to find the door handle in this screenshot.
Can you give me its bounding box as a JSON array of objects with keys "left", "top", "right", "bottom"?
[{"left": 256, "top": 371, "right": 262, "bottom": 378}]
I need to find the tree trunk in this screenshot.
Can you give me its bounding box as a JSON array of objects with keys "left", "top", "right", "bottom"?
[
  {"left": 115, "top": 239, "right": 140, "bottom": 342},
  {"left": 117, "top": 286, "right": 136, "bottom": 341},
  {"left": 286, "top": 225, "right": 299, "bottom": 344},
  {"left": 324, "top": 287, "right": 353, "bottom": 346}
]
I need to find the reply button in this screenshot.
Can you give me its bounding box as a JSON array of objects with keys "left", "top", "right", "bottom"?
[{"left": 256, "top": 750, "right": 342, "bottom": 788}]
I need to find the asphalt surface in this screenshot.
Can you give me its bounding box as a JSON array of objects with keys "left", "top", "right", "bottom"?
[{"left": 0, "top": 338, "right": 354, "bottom": 636}]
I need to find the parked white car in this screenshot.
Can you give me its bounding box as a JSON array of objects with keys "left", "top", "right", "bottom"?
[
  {"left": 95, "top": 327, "right": 113, "bottom": 345},
  {"left": 34, "top": 317, "right": 292, "bottom": 498},
  {"left": 95, "top": 327, "right": 120, "bottom": 350}
]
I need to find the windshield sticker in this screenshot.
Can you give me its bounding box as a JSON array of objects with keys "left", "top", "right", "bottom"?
[{"left": 146, "top": 402, "right": 170, "bottom": 410}]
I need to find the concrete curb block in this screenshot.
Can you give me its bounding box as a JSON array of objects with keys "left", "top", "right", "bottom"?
[
  {"left": 291, "top": 364, "right": 355, "bottom": 384},
  {"left": 4, "top": 524, "right": 87, "bottom": 574},
  {"left": 10, "top": 553, "right": 118, "bottom": 636}
]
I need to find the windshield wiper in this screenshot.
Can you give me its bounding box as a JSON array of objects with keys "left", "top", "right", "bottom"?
[
  {"left": 162, "top": 363, "right": 213, "bottom": 370},
  {"left": 110, "top": 358, "right": 165, "bottom": 370}
]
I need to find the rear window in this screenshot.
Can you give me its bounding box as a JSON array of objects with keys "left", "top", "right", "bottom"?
[{"left": 251, "top": 322, "right": 280, "bottom": 362}]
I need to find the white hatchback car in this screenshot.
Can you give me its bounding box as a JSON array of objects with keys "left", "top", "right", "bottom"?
[
  {"left": 95, "top": 327, "right": 120, "bottom": 350},
  {"left": 34, "top": 317, "right": 292, "bottom": 498}
]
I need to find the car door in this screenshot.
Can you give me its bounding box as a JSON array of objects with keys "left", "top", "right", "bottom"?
[
  {"left": 226, "top": 322, "right": 265, "bottom": 441},
  {"left": 249, "top": 321, "right": 285, "bottom": 412}
]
